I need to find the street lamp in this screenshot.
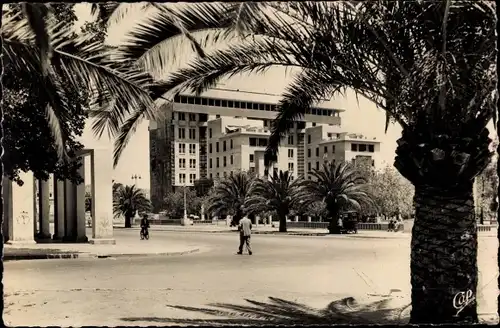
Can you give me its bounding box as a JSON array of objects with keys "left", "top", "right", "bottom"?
[{"left": 131, "top": 174, "right": 141, "bottom": 186}]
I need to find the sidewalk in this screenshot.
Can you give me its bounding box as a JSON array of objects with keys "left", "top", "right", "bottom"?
[{"left": 4, "top": 236, "right": 201, "bottom": 261}]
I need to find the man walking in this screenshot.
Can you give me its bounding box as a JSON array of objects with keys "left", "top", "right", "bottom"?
[{"left": 237, "top": 213, "right": 253, "bottom": 255}]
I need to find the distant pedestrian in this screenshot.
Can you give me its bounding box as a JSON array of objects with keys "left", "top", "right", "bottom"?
[{"left": 237, "top": 214, "right": 253, "bottom": 255}]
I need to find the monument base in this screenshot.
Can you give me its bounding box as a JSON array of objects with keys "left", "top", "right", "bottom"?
[{"left": 6, "top": 240, "right": 36, "bottom": 245}]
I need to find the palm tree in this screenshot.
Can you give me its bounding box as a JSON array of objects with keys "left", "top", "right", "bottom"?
[
  {"left": 246, "top": 170, "right": 301, "bottom": 232},
  {"left": 113, "top": 184, "right": 152, "bottom": 228},
  {"left": 150, "top": 1, "right": 496, "bottom": 323},
  {"left": 298, "top": 162, "right": 373, "bottom": 234},
  {"left": 206, "top": 171, "right": 255, "bottom": 226}
]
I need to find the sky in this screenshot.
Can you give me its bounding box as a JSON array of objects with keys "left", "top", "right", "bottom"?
[{"left": 73, "top": 3, "right": 495, "bottom": 189}]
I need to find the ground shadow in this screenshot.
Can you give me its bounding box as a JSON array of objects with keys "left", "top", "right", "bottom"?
[{"left": 121, "top": 296, "right": 411, "bottom": 325}]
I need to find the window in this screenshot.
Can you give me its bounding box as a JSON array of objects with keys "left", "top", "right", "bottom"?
[
  {"left": 209, "top": 158, "right": 213, "bottom": 168},
  {"left": 210, "top": 173, "right": 213, "bottom": 179},
  {"left": 216, "top": 114, "right": 221, "bottom": 118},
  {"left": 223, "top": 172, "right": 227, "bottom": 178},
  {"left": 249, "top": 138, "right": 257, "bottom": 146},
  {"left": 179, "top": 143, "right": 186, "bottom": 154},
  {"left": 216, "top": 158, "right": 220, "bottom": 168},
  {"left": 178, "top": 112, "right": 186, "bottom": 121},
  {"left": 249, "top": 167, "right": 256, "bottom": 173},
  {"left": 187, "top": 97, "right": 195, "bottom": 104},
  {"left": 208, "top": 99, "right": 215, "bottom": 106},
  {"left": 209, "top": 143, "right": 212, "bottom": 153},
  {"left": 189, "top": 144, "right": 196, "bottom": 154},
  {"left": 223, "top": 140, "right": 227, "bottom": 152},
  {"left": 288, "top": 149, "right": 294, "bottom": 158},
  {"left": 312, "top": 123, "right": 316, "bottom": 127},
  {"left": 308, "top": 149, "right": 311, "bottom": 158},
  {"left": 230, "top": 139, "right": 233, "bottom": 149},
  {"left": 288, "top": 135, "right": 294, "bottom": 145},
  {"left": 189, "top": 113, "right": 196, "bottom": 121},
  {"left": 258, "top": 138, "right": 268, "bottom": 147},
  {"left": 351, "top": 143, "right": 358, "bottom": 151},
  {"left": 372, "top": 159, "right": 375, "bottom": 166},
  {"left": 180, "top": 128, "right": 188, "bottom": 140},
  {"left": 179, "top": 173, "right": 186, "bottom": 184},
  {"left": 201, "top": 98, "right": 207, "bottom": 105},
  {"left": 359, "top": 144, "right": 367, "bottom": 152},
  {"left": 324, "top": 146, "right": 328, "bottom": 154},
  {"left": 179, "top": 158, "right": 186, "bottom": 169},
  {"left": 230, "top": 155, "right": 234, "bottom": 165},
  {"left": 216, "top": 172, "right": 220, "bottom": 177},
  {"left": 189, "top": 174, "right": 196, "bottom": 184},
  {"left": 368, "top": 144, "right": 375, "bottom": 152},
  {"left": 216, "top": 142, "right": 219, "bottom": 152},
  {"left": 316, "top": 148, "right": 319, "bottom": 157},
  {"left": 189, "top": 128, "right": 196, "bottom": 140},
  {"left": 307, "top": 135, "right": 311, "bottom": 144},
  {"left": 288, "top": 162, "right": 294, "bottom": 172},
  {"left": 215, "top": 100, "right": 221, "bottom": 106},
  {"left": 316, "top": 162, "right": 320, "bottom": 170},
  {"left": 190, "top": 159, "right": 196, "bottom": 169},
  {"left": 308, "top": 162, "right": 312, "bottom": 172},
  {"left": 209, "top": 128, "right": 212, "bottom": 138},
  {"left": 250, "top": 154, "right": 254, "bottom": 163},
  {"left": 264, "top": 120, "right": 268, "bottom": 127},
  {"left": 332, "top": 145, "right": 336, "bottom": 153},
  {"left": 223, "top": 156, "right": 227, "bottom": 167}
]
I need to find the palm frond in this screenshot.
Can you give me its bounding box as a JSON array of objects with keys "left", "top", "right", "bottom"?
[{"left": 21, "top": 3, "right": 51, "bottom": 75}]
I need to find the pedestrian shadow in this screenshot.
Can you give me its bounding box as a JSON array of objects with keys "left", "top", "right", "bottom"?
[{"left": 120, "top": 296, "right": 411, "bottom": 325}]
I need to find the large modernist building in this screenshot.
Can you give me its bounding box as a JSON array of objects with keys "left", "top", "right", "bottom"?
[{"left": 149, "top": 89, "right": 381, "bottom": 210}]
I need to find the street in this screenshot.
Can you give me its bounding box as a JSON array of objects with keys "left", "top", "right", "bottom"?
[{"left": 4, "top": 229, "right": 498, "bottom": 326}]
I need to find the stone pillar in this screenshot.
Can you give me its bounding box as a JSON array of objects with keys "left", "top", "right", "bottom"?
[
  {"left": 294, "top": 215, "right": 299, "bottom": 222},
  {"left": 90, "top": 149, "right": 115, "bottom": 244},
  {"left": 307, "top": 216, "right": 312, "bottom": 223},
  {"left": 53, "top": 178, "right": 65, "bottom": 240},
  {"left": 201, "top": 204, "right": 205, "bottom": 221},
  {"left": 38, "top": 179, "right": 51, "bottom": 239},
  {"left": 5, "top": 172, "right": 36, "bottom": 244},
  {"left": 268, "top": 215, "right": 272, "bottom": 225},
  {"left": 63, "top": 180, "right": 77, "bottom": 241},
  {"left": 75, "top": 160, "right": 88, "bottom": 242}
]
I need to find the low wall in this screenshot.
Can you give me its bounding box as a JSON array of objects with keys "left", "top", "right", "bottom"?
[{"left": 138, "top": 217, "right": 494, "bottom": 232}]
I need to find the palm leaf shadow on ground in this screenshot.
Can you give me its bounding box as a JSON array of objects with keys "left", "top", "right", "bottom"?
[{"left": 121, "top": 296, "right": 411, "bottom": 325}]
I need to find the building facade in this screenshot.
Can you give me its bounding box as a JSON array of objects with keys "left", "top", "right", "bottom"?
[{"left": 149, "top": 89, "right": 380, "bottom": 210}]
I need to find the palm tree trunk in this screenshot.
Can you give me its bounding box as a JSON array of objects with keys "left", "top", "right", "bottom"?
[
  {"left": 410, "top": 185, "right": 478, "bottom": 324},
  {"left": 124, "top": 215, "right": 132, "bottom": 228},
  {"left": 278, "top": 214, "right": 287, "bottom": 233},
  {"left": 497, "top": 116, "right": 500, "bottom": 321},
  {"left": 0, "top": 5, "right": 6, "bottom": 326}
]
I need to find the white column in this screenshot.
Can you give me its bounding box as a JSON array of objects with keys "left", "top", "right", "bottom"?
[
  {"left": 75, "top": 159, "right": 88, "bottom": 242},
  {"left": 64, "top": 180, "right": 77, "bottom": 241},
  {"left": 307, "top": 216, "right": 312, "bottom": 223},
  {"left": 5, "top": 172, "right": 36, "bottom": 244},
  {"left": 53, "top": 178, "right": 65, "bottom": 240},
  {"left": 33, "top": 179, "right": 38, "bottom": 235},
  {"left": 38, "top": 179, "right": 51, "bottom": 239},
  {"left": 268, "top": 215, "right": 272, "bottom": 225},
  {"left": 90, "top": 149, "right": 115, "bottom": 244},
  {"left": 294, "top": 215, "right": 299, "bottom": 222},
  {"left": 201, "top": 204, "right": 205, "bottom": 221}
]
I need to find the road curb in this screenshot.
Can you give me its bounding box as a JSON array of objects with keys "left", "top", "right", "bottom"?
[{"left": 4, "top": 248, "right": 201, "bottom": 261}]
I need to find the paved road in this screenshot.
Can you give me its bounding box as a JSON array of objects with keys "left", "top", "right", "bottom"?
[{"left": 4, "top": 229, "right": 498, "bottom": 326}]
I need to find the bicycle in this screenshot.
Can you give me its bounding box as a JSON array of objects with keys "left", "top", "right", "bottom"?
[{"left": 140, "top": 227, "right": 149, "bottom": 240}]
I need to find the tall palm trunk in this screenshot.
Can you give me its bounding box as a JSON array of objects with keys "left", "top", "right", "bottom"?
[
  {"left": 410, "top": 185, "right": 478, "bottom": 324},
  {"left": 497, "top": 116, "right": 500, "bottom": 321},
  {"left": 278, "top": 213, "right": 287, "bottom": 233},
  {"left": 124, "top": 210, "right": 133, "bottom": 228},
  {"left": 0, "top": 5, "right": 6, "bottom": 326}
]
